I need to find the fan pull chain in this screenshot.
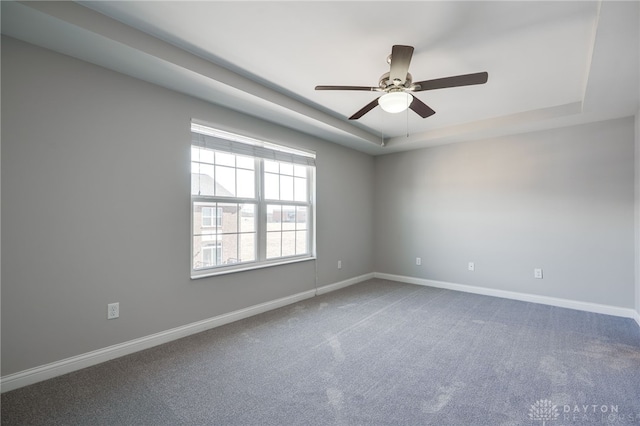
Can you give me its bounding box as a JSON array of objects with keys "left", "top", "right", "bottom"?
[
  {"left": 406, "top": 101, "right": 410, "bottom": 138},
  {"left": 380, "top": 106, "right": 385, "bottom": 146}
]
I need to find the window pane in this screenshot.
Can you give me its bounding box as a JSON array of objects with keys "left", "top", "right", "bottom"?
[
  {"left": 294, "top": 165, "right": 306, "bottom": 177},
  {"left": 219, "top": 203, "right": 238, "bottom": 233},
  {"left": 237, "top": 169, "right": 255, "bottom": 198},
  {"left": 296, "top": 206, "right": 307, "bottom": 230},
  {"left": 294, "top": 177, "right": 307, "bottom": 202},
  {"left": 193, "top": 203, "right": 217, "bottom": 236},
  {"left": 282, "top": 205, "right": 296, "bottom": 231},
  {"left": 193, "top": 237, "right": 222, "bottom": 269},
  {"left": 280, "top": 163, "right": 294, "bottom": 176},
  {"left": 267, "top": 205, "right": 282, "bottom": 231},
  {"left": 200, "top": 232, "right": 218, "bottom": 244},
  {"left": 202, "top": 207, "right": 213, "bottom": 227},
  {"left": 236, "top": 155, "right": 254, "bottom": 170},
  {"left": 266, "top": 232, "right": 281, "bottom": 259},
  {"left": 216, "top": 165, "right": 236, "bottom": 197},
  {"left": 206, "top": 243, "right": 222, "bottom": 266},
  {"left": 264, "top": 160, "right": 279, "bottom": 173},
  {"left": 239, "top": 233, "right": 256, "bottom": 262},
  {"left": 192, "top": 163, "right": 215, "bottom": 196},
  {"left": 240, "top": 204, "right": 256, "bottom": 233},
  {"left": 265, "top": 173, "right": 279, "bottom": 200},
  {"left": 282, "top": 231, "right": 296, "bottom": 257},
  {"left": 202, "top": 247, "right": 213, "bottom": 267},
  {"left": 215, "top": 151, "right": 235, "bottom": 167},
  {"left": 192, "top": 235, "right": 204, "bottom": 269},
  {"left": 280, "top": 175, "right": 294, "bottom": 201},
  {"left": 221, "top": 234, "right": 238, "bottom": 264},
  {"left": 296, "top": 231, "right": 308, "bottom": 254},
  {"left": 192, "top": 146, "right": 214, "bottom": 164},
  {"left": 191, "top": 146, "right": 200, "bottom": 162}
]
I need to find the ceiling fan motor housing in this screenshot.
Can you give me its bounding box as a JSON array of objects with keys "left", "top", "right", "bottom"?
[{"left": 379, "top": 72, "right": 413, "bottom": 91}]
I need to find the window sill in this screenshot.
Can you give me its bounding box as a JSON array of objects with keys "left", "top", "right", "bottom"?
[{"left": 190, "top": 256, "right": 316, "bottom": 280}]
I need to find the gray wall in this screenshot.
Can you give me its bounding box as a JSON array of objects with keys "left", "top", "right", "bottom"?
[
  {"left": 1, "top": 37, "right": 374, "bottom": 376},
  {"left": 636, "top": 1, "right": 640, "bottom": 322},
  {"left": 374, "top": 118, "right": 636, "bottom": 308},
  {"left": 636, "top": 111, "right": 640, "bottom": 316},
  {"left": 2, "top": 34, "right": 638, "bottom": 380}
]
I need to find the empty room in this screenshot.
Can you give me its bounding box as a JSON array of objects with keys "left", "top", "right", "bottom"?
[{"left": 2, "top": 1, "right": 640, "bottom": 425}]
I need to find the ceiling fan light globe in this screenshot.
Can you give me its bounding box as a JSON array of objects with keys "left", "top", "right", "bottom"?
[{"left": 379, "top": 92, "right": 413, "bottom": 113}]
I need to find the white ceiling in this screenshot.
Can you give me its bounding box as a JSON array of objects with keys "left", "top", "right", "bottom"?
[{"left": 2, "top": 1, "right": 639, "bottom": 155}]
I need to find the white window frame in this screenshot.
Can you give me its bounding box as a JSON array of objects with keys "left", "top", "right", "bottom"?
[{"left": 191, "top": 122, "right": 316, "bottom": 278}]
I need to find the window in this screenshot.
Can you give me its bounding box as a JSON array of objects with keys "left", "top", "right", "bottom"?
[{"left": 191, "top": 122, "right": 315, "bottom": 277}]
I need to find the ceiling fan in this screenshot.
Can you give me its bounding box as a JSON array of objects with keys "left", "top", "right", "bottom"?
[{"left": 315, "top": 45, "right": 488, "bottom": 120}]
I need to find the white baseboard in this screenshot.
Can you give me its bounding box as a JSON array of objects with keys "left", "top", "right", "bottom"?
[
  {"left": 1, "top": 273, "right": 371, "bottom": 393},
  {"left": 316, "top": 272, "right": 375, "bottom": 295},
  {"left": 375, "top": 272, "right": 639, "bottom": 320},
  {"left": 3, "top": 272, "right": 632, "bottom": 393}
]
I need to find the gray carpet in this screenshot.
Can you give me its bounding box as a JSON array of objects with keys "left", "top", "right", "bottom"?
[{"left": 2, "top": 279, "right": 640, "bottom": 425}]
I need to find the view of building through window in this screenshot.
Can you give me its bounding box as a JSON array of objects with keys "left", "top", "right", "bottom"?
[
  {"left": 191, "top": 124, "right": 315, "bottom": 276},
  {"left": 192, "top": 201, "right": 256, "bottom": 269}
]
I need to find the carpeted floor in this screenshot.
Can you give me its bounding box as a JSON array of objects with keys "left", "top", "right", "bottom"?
[{"left": 2, "top": 279, "right": 640, "bottom": 425}]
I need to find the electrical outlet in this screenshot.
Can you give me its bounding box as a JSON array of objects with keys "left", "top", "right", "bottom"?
[
  {"left": 107, "top": 302, "right": 119, "bottom": 319},
  {"left": 534, "top": 268, "right": 543, "bottom": 279},
  {"left": 416, "top": 257, "right": 422, "bottom": 266},
  {"left": 337, "top": 260, "right": 342, "bottom": 269},
  {"left": 468, "top": 262, "right": 475, "bottom": 272}
]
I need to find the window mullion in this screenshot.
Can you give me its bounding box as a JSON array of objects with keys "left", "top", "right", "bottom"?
[
  {"left": 257, "top": 158, "right": 267, "bottom": 262},
  {"left": 308, "top": 166, "right": 315, "bottom": 257}
]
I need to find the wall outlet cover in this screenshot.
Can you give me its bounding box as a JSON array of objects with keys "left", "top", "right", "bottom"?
[{"left": 107, "top": 302, "right": 119, "bottom": 319}]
